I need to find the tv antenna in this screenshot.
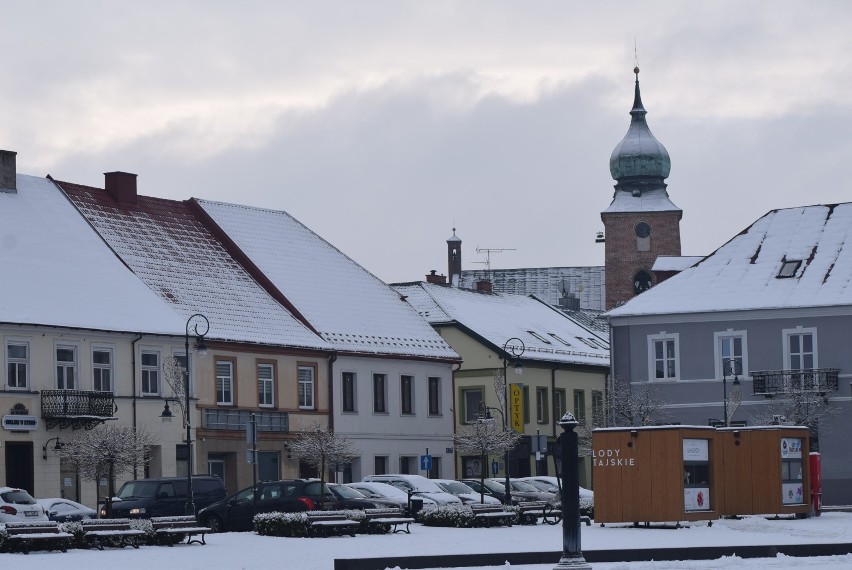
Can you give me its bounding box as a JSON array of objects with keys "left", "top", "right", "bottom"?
[{"left": 473, "top": 247, "right": 516, "bottom": 272}]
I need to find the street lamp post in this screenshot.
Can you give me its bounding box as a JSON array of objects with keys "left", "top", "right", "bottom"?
[
  {"left": 501, "top": 337, "right": 525, "bottom": 506},
  {"left": 162, "top": 314, "right": 209, "bottom": 516},
  {"left": 722, "top": 358, "right": 742, "bottom": 427},
  {"left": 554, "top": 412, "right": 591, "bottom": 570}
]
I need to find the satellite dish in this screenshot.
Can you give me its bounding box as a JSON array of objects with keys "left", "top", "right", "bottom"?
[{"left": 558, "top": 279, "right": 571, "bottom": 297}]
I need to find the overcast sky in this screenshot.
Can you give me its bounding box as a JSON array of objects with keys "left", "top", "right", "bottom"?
[{"left": 3, "top": 1, "right": 852, "bottom": 283}]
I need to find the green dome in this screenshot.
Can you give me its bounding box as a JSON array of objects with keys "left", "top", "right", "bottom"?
[{"left": 609, "top": 69, "right": 671, "bottom": 188}]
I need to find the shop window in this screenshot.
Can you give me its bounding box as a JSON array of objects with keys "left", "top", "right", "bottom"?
[
  {"left": 682, "top": 438, "right": 711, "bottom": 511},
  {"left": 781, "top": 437, "right": 805, "bottom": 504}
]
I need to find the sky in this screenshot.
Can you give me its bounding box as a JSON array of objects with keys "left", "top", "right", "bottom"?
[
  {"left": 3, "top": 1, "right": 852, "bottom": 283},
  {"left": 7, "top": 512, "right": 852, "bottom": 569}
]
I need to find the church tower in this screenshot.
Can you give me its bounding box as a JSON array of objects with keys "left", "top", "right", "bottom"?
[
  {"left": 602, "top": 68, "right": 682, "bottom": 309},
  {"left": 447, "top": 228, "right": 462, "bottom": 287}
]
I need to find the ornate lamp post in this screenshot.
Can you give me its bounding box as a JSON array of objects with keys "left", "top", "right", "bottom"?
[
  {"left": 501, "top": 337, "right": 525, "bottom": 506},
  {"left": 554, "top": 412, "right": 591, "bottom": 570},
  {"left": 722, "top": 358, "right": 742, "bottom": 426},
  {"left": 161, "top": 313, "right": 209, "bottom": 515}
]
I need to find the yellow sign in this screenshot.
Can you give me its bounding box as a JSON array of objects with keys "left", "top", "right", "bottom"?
[{"left": 509, "top": 384, "right": 524, "bottom": 432}]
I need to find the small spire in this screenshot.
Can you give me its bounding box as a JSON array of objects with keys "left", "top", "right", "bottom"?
[{"left": 631, "top": 66, "right": 646, "bottom": 117}]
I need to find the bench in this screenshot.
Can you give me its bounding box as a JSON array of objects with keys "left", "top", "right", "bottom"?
[
  {"left": 81, "top": 518, "right": 145, "bottom": 550},
  {"left": 518, "top": 501, "right": 590, "bottom": 526},
  {"left": 469, "top": 503, "right": 515, "bottom": 527},
  {"left": 306, "top": 511, "right": 359, "bottom": 537},
  {"left": 150, "top": 516, "right": 211, "bottom": 546},
  {"left": 4, "top": 521, "right": 73, "bottom": 554},
  {"left": 363, "top": 508, "right": 415, "bottom": 534}
]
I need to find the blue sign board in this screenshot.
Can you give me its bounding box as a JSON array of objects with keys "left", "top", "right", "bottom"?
[{"left": 420, "top": 454, "right": 432, "bottom": 471}]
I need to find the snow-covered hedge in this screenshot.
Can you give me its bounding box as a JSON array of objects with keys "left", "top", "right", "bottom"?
[
  {"left": 417, "top": 505, "right": 488, "bottom": 528},
  {"left": 580, "top": 496, "right": 594, "bottom": 519},
  {"left": 254, "top": 510, "right": 368, "bottom": 537},
  {"left": 0, "top": 525, "right": 8, "bottom": 553}
]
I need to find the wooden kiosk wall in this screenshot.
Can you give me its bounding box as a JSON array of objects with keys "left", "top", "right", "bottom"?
[
  {"left": 593, "top": 426, "right": 811, "bottom": 524},
  {"left": 717, "top": 426, "right": 810, "bottom": 516},
  {"left": 593, "top": 427, "right": 721, "bottom": 524}
]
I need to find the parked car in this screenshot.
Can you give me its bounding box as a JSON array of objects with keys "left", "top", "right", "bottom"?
[
  {"left": 362, "top": 474, "right": 463, "bottom": 506},
  {"left": 104, "top": 475, "right": 227, "bottom": 518},
  {"left": 325, "top": 483, "right": 397, "bottom": 510},
  {"left": 345, "top": 481, "right": 438, "bottom": 512},
  {"left": 460, "top": 478, "right": 546, "bottom": 505},
  {"left": 0, "top": 487, "right": 48, "bottom": 522},
  {"left": 198, "top": 479, "right": 387, "bottom": 533},
  {"left": 433, "top": 479, "right": 501, "bottom": 505},
  {"left": 518, "top": 476, "right": 594, "bottom": 499},
  {"left": 37, "top": 498, "right": 97, "bottom": 522}
]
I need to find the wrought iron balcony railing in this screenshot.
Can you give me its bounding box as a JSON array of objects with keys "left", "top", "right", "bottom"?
[
  {"left": 41, "top": 389, "right": 117, "bottom": 429},
  {"left": 750, "top": 368, "right": 840, "bottom": 397},
  {"left": 202, "top": 408, "right": 289, "bottom": 433}
]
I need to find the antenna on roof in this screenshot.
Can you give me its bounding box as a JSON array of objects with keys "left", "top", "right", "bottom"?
[{"left": 473, "top": 247, "right": 516, "bottom": 276}]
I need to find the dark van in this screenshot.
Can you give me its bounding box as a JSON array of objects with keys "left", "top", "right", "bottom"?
[{"left": 103, "top": 476, "right": 226, "bottom": 518}]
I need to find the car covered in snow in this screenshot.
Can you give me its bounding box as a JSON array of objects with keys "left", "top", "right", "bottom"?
[{"left": 0, "top": 487, "right": 48, "bottom": 522}]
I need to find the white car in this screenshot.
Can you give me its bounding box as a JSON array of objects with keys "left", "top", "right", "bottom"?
[
  {"left": 362, "top": 474, "right": 463, "bottom": 506},
  {"left": 345, "top": 481, "right": 438, "bottom": 510},
  {"left": 0, "top": 487, "right": 48, "bottom": 522},
  {"left": 433, "top": 479, "right": 501, "bottom": 505}
]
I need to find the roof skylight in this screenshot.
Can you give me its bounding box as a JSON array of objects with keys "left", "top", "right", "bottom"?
[{"left": 777, "top": 260, "right": 802, "bottom": 278}]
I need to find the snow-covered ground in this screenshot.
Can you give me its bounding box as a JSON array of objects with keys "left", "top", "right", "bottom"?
[{"left": 4, "top": 513, "right": 852, "bottom": 569}]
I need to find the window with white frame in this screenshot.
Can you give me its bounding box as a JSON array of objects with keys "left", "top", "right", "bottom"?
[
  {"left": 592, "top": 390, "right": 604, "bottom": 428},
  {"left": 56, "top": 345, "right": 77, "bottom": 390},
  {"left": 372, "top": 373, "right": 387, "bottom": 413},
  {"left": 573, "top": 390, "right": 586, "bottom": 423},
  {"left": 536, "top": 387, "right": 549, "bottom": 424},
  {"left": 554, "top": 389, "right": 566, "bottom": 422},
  {"left": 298, "top": 365, "right": 315, "bottom": 409},
  {"left": 141, "top": 351, "right": 159, "bottom": 395},
  {"left": 648, "top": 333, "right": 680, "bottom": 381},
  {"left": 715, "top": 330, "right": 748, "bottom": 380},
  {"left": 342, "top": 372, "right": 356, "bottom": 412},
  {"left": 92, "top": 348, "right": 113, "bottom": 392},
  {"left": 400, "top": 375, "right": 414, "bottom": 415},
  {"left": 258, "top": 363, "right": 274, "bottom": 407},
  {"left": 784, "top": 327, "right": 817, "bottom": 371},
  {"left": 428, "top": 377, "right": 442, "bottom": 416},
  {"left": 7, "top": 342, "right": 29, "bottom": 390},
  {"left": 216, "top": 360, "right": 234, "bottom": 405}
]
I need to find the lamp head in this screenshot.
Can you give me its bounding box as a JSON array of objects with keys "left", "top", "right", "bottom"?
[
  {"left": 196, "top": 335, "right": 208, "bottom": 358},
  {"left": 160, "top": 401, "right": 175, "bottom": 423},
  {"left": 513, "top": 359, "right": 523, "bottom": 376}
]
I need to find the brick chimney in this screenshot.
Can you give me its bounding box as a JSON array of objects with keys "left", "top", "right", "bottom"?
[
  {"left": 426, "top": 270, "right": 447, "bottom": 285},
  {"left": 0, "top": 150, "right": 17, "bottom": 193},
  {"left": 104, "top": 171, "right": 138, "bottom": 206},
  {"left": 476, "top": 279, "right": 492, "bottom": 293}
]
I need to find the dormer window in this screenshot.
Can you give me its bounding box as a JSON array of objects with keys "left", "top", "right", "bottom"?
[
  {"left": 528, "top": 331, "right": 551, "bottom": 344},
  {"left": 548, "top": 333, "right": 572, "bottom": 347},
  {"left": 777, "top": 260, "right": 802, "bottom": 279}
]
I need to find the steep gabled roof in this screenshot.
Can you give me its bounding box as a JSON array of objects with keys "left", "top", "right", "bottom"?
[
  {"left": 394, "top": 282, "right": 609, "bottom": 368},
  {"left": 57, "top": 181, "right": 329, "bottom": 349},
  {"left": 0, "top": 175, "right": 184, "bottom": 334},
  {"left": 460, "top": 266, "right": 605, "bottom": 311},
  {"left": 608, "top": 203, "right": 852, "bottom": 318},
  {"left": 195, "top": 200, "right": 459, "bottom": 361}
]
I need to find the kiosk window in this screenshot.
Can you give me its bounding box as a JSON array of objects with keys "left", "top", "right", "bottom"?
[
  {"left": 683, "top": 438, "right": 711, "bottom": 511},
  {"left": 781, "top": 437, "right": 804, "bottom": 504}
]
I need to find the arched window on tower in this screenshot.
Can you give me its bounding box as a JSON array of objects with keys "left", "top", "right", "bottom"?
[
  {"left": 633, "top": 270, "right": 653, "bottom": 295},
  {"left": 635, "top": 221, "right": 651, "bottom": 252}
]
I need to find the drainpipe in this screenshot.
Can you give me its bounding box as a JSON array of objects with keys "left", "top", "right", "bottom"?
[
  {"left": 131, "top": 333, "right": 143, "bottom": 479},
  {"left": 452, "top": 362, "right": 462, "bottom": 477},
  {"left": 551, "top": 366, "right": 558, "bottom": 475},
  {"left": 327, "top": 352, "right": 337, "bottom": 431}
]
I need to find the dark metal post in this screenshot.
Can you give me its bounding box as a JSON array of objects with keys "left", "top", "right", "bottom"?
[
  {"left": 184, "top": 313, "right": 209, "bottom": 516},
  {"left": 554, "top": 412, "right": 591, "bottom": 570},
  {"left": 722, "top": 358, "right": 742, "bottom": 427},
  {"left": 502, "top": 357, "right": 512, "bottom": 506}
]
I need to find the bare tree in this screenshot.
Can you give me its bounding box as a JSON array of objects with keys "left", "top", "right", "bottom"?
[
  {"left": 749, "top": 391, "right": 840, "bottom": 451},
  {"left": 287, "top": 422, "right": 360, "bottom": 509},
  {"left": 606, "top": 379, "right": 671, "bottom": 427},
  {"left": 163, "top": 356, "right": 187, "bottom": 426},
  {"left": 58, "top": 424, "right": 157, "bottom": 517},
  {"left": 453, "top": 418, "right": 522, "bottom": 503}
]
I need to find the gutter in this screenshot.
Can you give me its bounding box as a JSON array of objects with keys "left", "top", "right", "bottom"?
[{"left": 131, "top": 333, "right": 143, "bottom": 479}]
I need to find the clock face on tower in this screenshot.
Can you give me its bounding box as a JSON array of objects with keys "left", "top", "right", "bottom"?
[
  {"left": 635, "top": 221, "right": 651, "bottom": 238},
  {"left": 633, "top": 270, "right": 653, "bottom": 294}
]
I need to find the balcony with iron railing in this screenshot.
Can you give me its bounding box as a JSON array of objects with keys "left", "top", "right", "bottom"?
[
  {"left": 202, "top": 408, "right": 289, "bottom": 433},
  {"left": 41, "top": 389, "right": 117, "bottom": 429},
  {"left": 750, "top": 368, "right": 840, "bottom": 397}
]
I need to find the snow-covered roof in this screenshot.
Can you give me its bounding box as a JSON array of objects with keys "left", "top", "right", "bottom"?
[
  {"left": 196, "top": 200, "right": 459, "bottom": 360},
  {"left": 652, "top": 256, "right": 704, "bottom": 272},
  {"left": 609, "top": 203, "right": 852, "bottom": 318},
  {"left": 394, "top": 282, "right": 609, "bottom": 367},
  {"left": 461, "top": 266, "right": 605, "bottom": 311},
  {"left": 0, "top": 175, "right": 184, "bottom": 335},
  {"left": 57, "top": 182, "right": 329, "bottom": 349},
  {"left": 602, "top": 187, "right": 681, "bottom": 214}
]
